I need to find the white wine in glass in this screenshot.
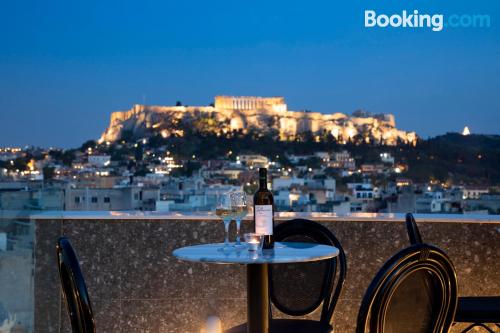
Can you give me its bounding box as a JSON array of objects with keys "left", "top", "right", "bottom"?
[
  {"left": 215, "top": 207, "right": 232, "bottom": 219},
  {"left": 215, "top": 192, "right": 232, "bottom": 250},
  {"left": 230, "top": 191, "right": 248, "bottom": 248}
]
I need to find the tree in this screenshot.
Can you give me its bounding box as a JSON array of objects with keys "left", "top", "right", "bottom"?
[
  {"left": 119, "top": 130, "right": 134, "bottom": 143},
  {"left": 47, "top": 149, "right": 72, "bottom": 165},
  {"left": 171, "top": 161, "right": 201, "bottom": 177},
  {"left": 80, "top": 140, "right": 96, "bottom": 152},
  {"left": 299, "top": 157, "right": 322, "bottom": 169},
  {"left": 134, "top": 145, "right": 143, "bottom": 161},
  {"left": 134, "top": 166, "right": 149, "bottom": 177},
  {"left": 148, "top": 134, "right": 166, "bottom": 148},
  {"left": 61, "top": 150, "right": 76, "bottom": 166},
  {"left": 43, "top": 167, "right": 55, "bottom": 180}
]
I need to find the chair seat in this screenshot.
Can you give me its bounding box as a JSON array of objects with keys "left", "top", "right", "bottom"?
[
  {"left": 226, "top": 319, "right": 333, "bottom": 333},
  {"left": 455, "top": 297, "right": 500, "bottom": 323}
]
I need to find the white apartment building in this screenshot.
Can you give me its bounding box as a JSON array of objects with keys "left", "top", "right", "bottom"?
[
  {"left": 415, "top": 191, "right": 446, "bottom": 213},
  {"left": 329, "top": 150, "right": 356, "bottom": 170},
  {"left": 88, "top": 155, "right": 111, "bottom": 167},
  {"left": 462, "top": 187, "right": 489, "bottom": 200},
  {"left": 66, "top": 186, "right": 159, "bottom": 211},
  {"left": 348, "top": 183, "right": 375, "bottom": 200},
  {"left": 274, "top": 189, "right": 309, "bottom": 208},
  {"left": 380, "top": 152, "right": 395, "bottom": 164},
  {"left": 314, "top": 152, "right": 330, "bottom": 162},
  {"left": 237, "top": 154, "right": 269, "bottom": 167},
  {"left": 272, "top": 177, "right": 305, "bottom": 190}
]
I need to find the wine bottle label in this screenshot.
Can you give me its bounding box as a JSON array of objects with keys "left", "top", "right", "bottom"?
[{"left": 255, "top": 205, "right": 273, "bottom": 235}]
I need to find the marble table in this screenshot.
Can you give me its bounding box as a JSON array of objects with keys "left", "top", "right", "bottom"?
[{"left": 173, "top": 242, "right": 339, "bottom": 333}]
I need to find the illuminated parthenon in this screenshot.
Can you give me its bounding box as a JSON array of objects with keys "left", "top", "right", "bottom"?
[{"left": 214, "top": 96, "right": 287, "bottom": 112}]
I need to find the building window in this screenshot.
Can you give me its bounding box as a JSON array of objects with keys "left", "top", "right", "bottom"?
[
  {"left": 74, "top": 196, "right": 80, "bottom": 204},
  {"left": 91, "top": 197, "right": 98, "bottom": 203},
  {"left": 356, "top": 193, "right": 361, "bottom": 198},
  {"left": 134, "top": 193, "right": 139, "bottom": 200},
  {"left": 104, "top": 197, "right": 110, "bottom": 203},
  {"left": 368, "top": 193, "right": 373, "bottom": 198}
]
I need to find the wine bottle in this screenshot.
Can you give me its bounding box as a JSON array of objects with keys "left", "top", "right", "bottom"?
[{"left": 253, "top": 168, "right": 274, "bottom": 249}]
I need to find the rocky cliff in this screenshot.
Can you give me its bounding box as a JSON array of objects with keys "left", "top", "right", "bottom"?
[{"left": 99, "top": 96, "right": 416, "bottom": 145}]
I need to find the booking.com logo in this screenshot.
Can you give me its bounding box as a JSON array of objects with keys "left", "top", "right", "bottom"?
[{"left": 365, "top": 10, "right": 491, "bottom": 32}]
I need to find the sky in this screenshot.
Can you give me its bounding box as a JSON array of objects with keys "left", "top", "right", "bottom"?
[{"left": 0, "top": 0, "right": 499, "bottom": 148}]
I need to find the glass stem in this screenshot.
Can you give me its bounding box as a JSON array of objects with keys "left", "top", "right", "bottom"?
[
  {"left": 224, "top": 219, "right": 230, "bottom": 247},
  {"left": 235, "top": 219, "right": 241, "bottom": 245}
]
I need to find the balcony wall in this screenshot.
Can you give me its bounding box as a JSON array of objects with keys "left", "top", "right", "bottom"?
[{"left": 33, "top": 212, "right": 500, "bottom": 333}]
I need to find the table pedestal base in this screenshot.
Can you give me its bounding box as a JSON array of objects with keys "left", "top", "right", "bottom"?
[{"left": 246, "top": 263, "right": 269, "bottom": 333}]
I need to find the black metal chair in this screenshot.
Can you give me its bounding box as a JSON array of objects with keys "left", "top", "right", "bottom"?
[
  {"left": 227, "top": 219, "right": 347, "bottom": 333},
  {"left": 405, "top": 213, "right": 500, "bottom": 333},
  {"left": 56, "top": 237, "right": 96, "bottom": 333},
  {"left": 356, "top": 243, "right": 458, "bottom": 333}
]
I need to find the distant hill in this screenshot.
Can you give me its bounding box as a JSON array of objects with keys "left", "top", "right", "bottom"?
[
  {"left": 93, "top": 98, "right": 499, "bottom": 185},
  {"left": 99, "top": 96, "right": 417, "bottom": 146},
  {"left": 403, "top": 133, "right": 500, "bottom": 185},
  {"left": 108, "top": 125, "right": 500, "bottom": 185}
]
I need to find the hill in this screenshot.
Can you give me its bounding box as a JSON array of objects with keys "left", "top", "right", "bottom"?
[
  {"left": 113, "top": 127, "right": 500, "bottom": 185},
  {"left": 99, "top": 96, "right": 417, "bottom": 146}
]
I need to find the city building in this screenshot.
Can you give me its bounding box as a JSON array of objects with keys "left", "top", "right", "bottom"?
[
  {"left": 415, "top": 191, "right": 445, "bottom": 213},
  {"left": 462, "top": 186, "right": 489, "bottom": 200},
  {"left": 88, "top": 155, "right": 111, "bottom": 167},
  {"left": 380, "top": 152, "right": 395, "bottom": 164},
  {"left": 329, "top": 150, "right": 356, "bottom": 170},
  {"left": 65, "top": 186, "right": 159, "bottom": 211},
  {"left": 237, "top": 154, "right": 269, "bottom": 168},
  {"left": 272, "top": 177, "right": 305, "bottom": 190},
  {"left": 0, "top": 187, "right": 64, "bottom": 211}
]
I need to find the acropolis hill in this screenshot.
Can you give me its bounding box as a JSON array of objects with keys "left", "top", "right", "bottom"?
[{"left": 100, "top": 96, "right": 417, "bottom": 145}]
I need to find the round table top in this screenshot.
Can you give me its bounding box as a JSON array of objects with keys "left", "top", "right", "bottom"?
[{"left": 172, "top": 242, "right": 339, "bottom": 264}]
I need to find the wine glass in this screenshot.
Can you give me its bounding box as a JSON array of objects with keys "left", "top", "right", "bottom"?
[
  {"left": 230, "top": 191, "right": 248, "bottom": 248},
  {"left": 215, "top": 192, "right": 232, "bottom": 250}
]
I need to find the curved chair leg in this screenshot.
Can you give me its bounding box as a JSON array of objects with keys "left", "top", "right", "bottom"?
[{"left": 460, "top": 323, "right": 497, "bottom": 333}]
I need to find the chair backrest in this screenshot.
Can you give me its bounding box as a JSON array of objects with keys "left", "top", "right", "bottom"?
[
  {"left": 356, "top": 244, "right": 458, "bottom": 333},
  {"left": 405, "top": 213, "right": 423, "bottom": 245},
  {"left": 56, "top": 237, "right": 96, "bottom": 333},
  {"left": 269, "top": 219, "right": 347, "bottom": 324}
]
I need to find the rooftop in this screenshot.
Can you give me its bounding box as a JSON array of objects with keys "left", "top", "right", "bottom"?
[{"left": 1, "top": 212, "right": 499, "bottom": 332}]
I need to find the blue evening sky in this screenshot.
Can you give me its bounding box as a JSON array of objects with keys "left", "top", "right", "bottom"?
[{"left": 0, "top": 0, "right": 499, "bottom": 147}]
